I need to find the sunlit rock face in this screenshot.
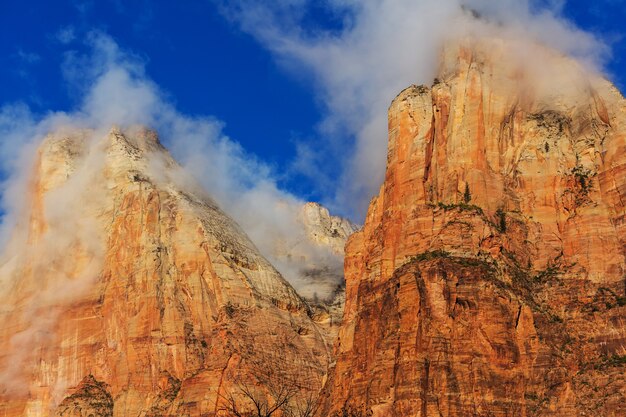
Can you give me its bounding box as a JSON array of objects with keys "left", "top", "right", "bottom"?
[
  {"left": 319, "top": 38, "right": 626, "bottom": 417},
  {"left": 0, "top": 127, "right": 331, "bottom": 417}
]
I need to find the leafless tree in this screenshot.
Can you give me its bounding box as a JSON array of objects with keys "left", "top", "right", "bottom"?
[
  {"left": 221, "top": 377, "right": 297, "bottom": 417},
  {"left": 219, "top": 356, "right": 319, "bottom": 417}
]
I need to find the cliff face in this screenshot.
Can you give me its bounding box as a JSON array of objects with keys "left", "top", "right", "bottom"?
[
  {"left": 319, "top": 38, "right": 626, "bottom": 416},
  {"left": 0, "top": 127, "right": 330, "bottom": 416}
]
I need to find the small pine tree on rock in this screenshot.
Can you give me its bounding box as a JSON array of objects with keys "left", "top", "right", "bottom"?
[{"left": 463, "top": 183, "right": 472, "bottom": 203}]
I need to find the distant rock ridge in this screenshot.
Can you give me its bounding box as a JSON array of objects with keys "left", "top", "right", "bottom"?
[
  {"left": 269, "top": 201, "right": 358, "bottom": 303},
  {"left": 300, "top": 202, "right": 359, "bottom": 256},
  {"left": 318, "top": 37, "right": 626, "bottom": 416},
  {"left": 0, "top": 126, "right": 330, "bottom": 416},
  {"left": 269, "top": 202, "right": 359, "bottom": 343}
]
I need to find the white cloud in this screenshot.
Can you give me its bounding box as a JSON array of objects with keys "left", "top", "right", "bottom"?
[
  {"left": 16, "top": 49, "right": 41, "bottom": 64},
  {"left": 216, "top": 0, "right": 611, "bottom": 218}
]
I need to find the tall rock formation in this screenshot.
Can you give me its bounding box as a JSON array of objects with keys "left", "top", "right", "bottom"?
[
  {"left": 0, "top": 127, "right": 330, "bottom": 416},
  {"left": 319, "top": 38, "right": 626, "bottom": 416}
]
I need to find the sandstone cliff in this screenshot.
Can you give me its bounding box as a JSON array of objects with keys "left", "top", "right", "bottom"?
[
  {"left": 319, "top": 38, "right": 626, "bottom": 416},
  {"left": 0, "top": 127, "right": 330, "bottom": 416}
]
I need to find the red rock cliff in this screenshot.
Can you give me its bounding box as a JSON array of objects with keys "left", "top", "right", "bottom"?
[
  {"left": 0, "top": 127, "right": 331, "bottom": 416},
  {"left": 319, "top": 38, "right": 626, "bottom": 416}
]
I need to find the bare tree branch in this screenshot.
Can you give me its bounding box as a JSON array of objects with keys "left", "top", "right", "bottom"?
[{"left": 219, "top": 356, "right": 319, "bottom": 417}]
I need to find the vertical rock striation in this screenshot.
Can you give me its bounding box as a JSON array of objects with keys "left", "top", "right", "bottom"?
[{"left": 319, "top": 38, "right": 626, "bottom": 416}]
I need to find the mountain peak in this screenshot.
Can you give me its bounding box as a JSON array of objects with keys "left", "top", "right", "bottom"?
[{"left": 0, "top": 125, "right": 330, "bottom": 415}]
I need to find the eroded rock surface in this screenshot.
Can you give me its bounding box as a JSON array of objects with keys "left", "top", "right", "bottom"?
[
  {"left": 319, "top": 38, "right": 626, "bottom": 417},
  {"left": 55, "top": 375, "right": 113, "bottom": 417},
  {"left": 0, "top": 127, "right": 330, "bottom": 416}
]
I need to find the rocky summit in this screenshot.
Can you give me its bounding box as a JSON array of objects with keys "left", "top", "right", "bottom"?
[
  {"left": 318, "top": 38, "right": 625, "bottom": 416},
  {"left": 0, "top": 127, "right": 333, "bottom": 416}
]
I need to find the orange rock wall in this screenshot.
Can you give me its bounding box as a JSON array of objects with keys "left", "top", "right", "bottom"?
[
  {"left": 0, "top": 129, "right": 330, "bottom": 417},
  {"left": 320, "top": 39, "right": 626, "bottom": 416}
]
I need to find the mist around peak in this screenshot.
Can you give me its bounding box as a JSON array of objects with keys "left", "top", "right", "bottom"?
[
  {"left": 0, "top": 1, "right": 616, "bottom": 301},
  {"left": 0, "top": 32, "right": 351, "bottom": 308}
]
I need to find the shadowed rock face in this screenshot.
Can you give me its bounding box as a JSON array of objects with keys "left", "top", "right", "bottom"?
[
  {"left": 319, "top": 38, "right": 626, "bottom": 417},
  {"left": 0, "top": 127, "right": 331, "bottom": 416}
]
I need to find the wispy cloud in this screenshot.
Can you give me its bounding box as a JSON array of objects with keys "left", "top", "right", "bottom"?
[
  {"left": 16, "top": 49, "right": 41, "bottom": 64},
  {"left": 0, "top": 30, "right": 351, "bottom": 398},
  {"left": 72, "top": 0, "right": 94, "bottom": 16}
]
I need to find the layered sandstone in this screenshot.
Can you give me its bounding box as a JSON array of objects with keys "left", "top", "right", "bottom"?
[
  {"left": 319, "top": 38, "right": 626, "bottom": 416},
  {"left": 0, "top": 127, "right": 330, "bottom": 416}
]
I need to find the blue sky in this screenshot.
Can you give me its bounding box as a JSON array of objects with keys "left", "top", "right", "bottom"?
[
  {"left": 0, "top": 1, "right": 319, "bottom": 166},
  {"left": 1, "top": 0, "right": 625, "bottom": 220}
]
